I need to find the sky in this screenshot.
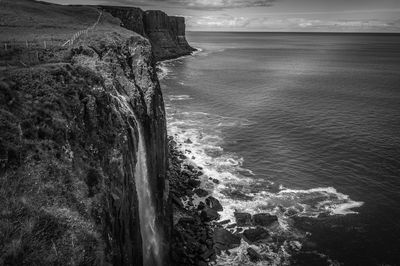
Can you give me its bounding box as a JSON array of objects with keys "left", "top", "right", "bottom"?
[{"left": 42, "top": 0, "right": 400, "bottom": 32}]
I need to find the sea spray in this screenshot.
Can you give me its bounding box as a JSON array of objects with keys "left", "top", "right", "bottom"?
[{"left": 112, "top": 93, "right": 162, "bottom": 266}]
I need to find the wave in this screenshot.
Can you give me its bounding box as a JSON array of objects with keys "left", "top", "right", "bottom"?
[
  {"left": 168, "top": 95, "right": 193, "bottom": 101},
  {"left": 163, "top": 55, "right": 362, "bottom": 265}
]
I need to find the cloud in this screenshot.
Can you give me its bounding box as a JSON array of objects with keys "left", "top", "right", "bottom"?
[
  {"left": 186, "top": 15, "right": 396, "bottom": 31},
  {"left": 101, "top": 0, "right": 275, "bottom": 10},
  {"left": 187, "top": 14, "right": 249, "bottom": 27}
]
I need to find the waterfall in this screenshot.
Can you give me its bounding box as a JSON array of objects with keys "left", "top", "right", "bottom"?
[
  {"left": 133, "top": 121, "right": 162, "bottom": 266},
  {"left": 112, "top": 93, "right": 162, "bottom": 266}
]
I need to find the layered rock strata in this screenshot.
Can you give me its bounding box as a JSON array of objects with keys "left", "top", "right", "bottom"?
[{"left": 102, "top": 7, "right": 196, "bottom": 61}]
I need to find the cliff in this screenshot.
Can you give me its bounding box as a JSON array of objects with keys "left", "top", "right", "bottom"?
[
  {"left": 102, "top": 7, "right": 196, "bottom": 61},
  {"left": 0, "top": 0, "right": 170, "bottom": 265}
]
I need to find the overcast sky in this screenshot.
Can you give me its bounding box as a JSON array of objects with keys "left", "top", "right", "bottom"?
[{"left": 43, "top": 0, "right": 400, "bottom": 32}]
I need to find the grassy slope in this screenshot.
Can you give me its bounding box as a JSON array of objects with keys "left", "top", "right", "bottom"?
[{"left": 0, "top": 0, "right": 111, "bottom": 42}]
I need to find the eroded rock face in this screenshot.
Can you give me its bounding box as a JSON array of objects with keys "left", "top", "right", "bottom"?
[
  {"left": 0, "top": 23, "right": 169, "bottom": 266},
  {"left": 102, "top": 7, "right": 196, "bottom": 61},
  {"left": 102, "top": 6, "right": 146, "bottom": 36}
]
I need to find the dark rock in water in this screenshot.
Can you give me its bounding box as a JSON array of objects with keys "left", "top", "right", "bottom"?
[
  {"left": 186, "top": 164, "right": 195, "bottom": 171},
  {"left": 247, "top": 247, "right": 262, "bottom": 262},
  {"left": 226, "top": 223, "right": 237, "bottom": 229},
  {"left": 253, "top": 213, "right": 278, "bottom": 227},
  {"left": 205, "top": 196, "right": 223, "bottom": 211},
  {"left": 197, "top": 201, "right": 206, "bottom": 211},
  {"left": 234, "top": 228, "right": 243, "bottom": 234},
  {"left": 218, "top": 219, "right": 231, "bottom": 225},
  {"left": 181, "top": 169, "right": 193, "bottom": 177},
  {"left": 234, "top": 212, "right": 252, "bottom": 226},
  {"left": 201, "top": 208, "right": 220, "bottom": 222},
  {"left": 194, "top": 188, "right": 209, "bottom": 197},
  {"left": 243, "top": 227, "right": 270, "bottom": 243},
  {"left": 212, "top": 178, "right": 220, "bottom": 184},
  {"left": 171, "top": 194, "right": 183, "bottom": 208},
  {"left": 188, "top": 178, "right": 201, "bottom": 188},
  {"left": 184, "top": 138, "right": 193, "bottom": 144},
  {"left": 213, "top": 229, "right": 241, "bottom": 251}
]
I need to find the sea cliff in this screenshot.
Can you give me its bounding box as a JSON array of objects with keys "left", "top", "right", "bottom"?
[
  {"left": 102, "top": 7, "right": 196, "bottom": 61},
  {"left": 0, "top": 0, "right": 171, "bottom": 265}
]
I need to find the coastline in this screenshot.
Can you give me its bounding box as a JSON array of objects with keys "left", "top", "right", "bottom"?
[{"left": 161, "top": 42, "right": 366, "bottom": 265}]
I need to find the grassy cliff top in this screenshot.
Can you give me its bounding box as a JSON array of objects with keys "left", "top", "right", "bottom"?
[{"left": 0, "top": 0, "right": 132, "bottom": 44}]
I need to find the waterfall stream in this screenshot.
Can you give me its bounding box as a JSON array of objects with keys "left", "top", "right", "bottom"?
[
  {"left": 133, "top": 122, "right": 161, "bottom": 266},
  {"left": 112, "top": 93, "right": 162, "bottom": 266}
]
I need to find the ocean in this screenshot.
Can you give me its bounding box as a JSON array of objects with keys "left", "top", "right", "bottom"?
[{"left": 159, "top": 32, "right": 400, "bottom": 265}]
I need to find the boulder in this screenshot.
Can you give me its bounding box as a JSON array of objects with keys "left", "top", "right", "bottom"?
[
  {"left": 253, "top": 213, "right": 278, "bottom": 227},
  {"left": 247, "top": 247, "right": 262, "bottom": 262},
  {"left": 171, "top": 194, "right": 183, "bottom": 208},
  {"left": 194, "top": 188, "right": 209, "bottom": 197},
  {"left": 243, "top": 227, "right": 269, "bottom": 243},
  {"left": 188, "top": 178, "right": 201, "bottom": 188},
  {"left": 205, "top": 196, "right": 223, "bottom": 211},
  {"left": 201, "top": 208, "right": 220, "bottom": 222},
  {"left": 213, "top": 228, "right": 241, "bottom": 251},
  {"left": 234, "top": 212, "right": 251, "bottom": 226}
]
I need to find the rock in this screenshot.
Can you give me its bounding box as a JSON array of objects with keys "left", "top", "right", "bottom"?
[
  {"left": 188, "top": 178, "right": 201, "bottom": 188},
  {"left": 200, "top": 249, "right": 214, "bottom": 260},
  {"left": 171, "top": 194, "right": 183, "bottom": 208},
  {"left": 194, "top": 188, "right": 209, "bottom": 197},
  {"left": 178, "top": 217, "right": 196, "bottom": 224},
  {"left": 205, "top": 196, "right": 223, "bottom": 211},
  {"left": 213, "top": 228, "right": 241, "bottom": 251},
  {"left": 184, "top": 138, "right": 193, "bottom": 144},
  {"left": 197, "top": 201, "right": 206, "bottom": 210},
  {"left": 185, "top": 164, "right": 193, "bottom": 170},
  {"left": 243, "top": 227, "right": 269, "bottom": 243},
  {"left": 234, "top": 212, "right": 251, "bottom": 226},
  {"left": 103, "top": 7, "right": 196, "bottom": 61},
  {"left": 201, "top": 208, "right": 220, "bottom": 222},
  {"left": 218, "top": 219, "right": 230, "bottom": 225},
  {"left": 212, "top": 178, "right": 220, "bottom": 184},
  {"left": 226, "top": 223, "right": 236, "bottom": 229},
  {"left": 253, "top": 213, "right": 278, "bottom": 227},
  {"left": 247, "top": 247, "right": 262, "bottom": 262}
]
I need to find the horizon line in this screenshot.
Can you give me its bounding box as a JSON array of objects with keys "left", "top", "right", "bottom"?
[{"left": 187, "top": 30, "right": 400, "bottom": 34}]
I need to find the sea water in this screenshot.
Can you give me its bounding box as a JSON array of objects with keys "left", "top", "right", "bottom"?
[{"left": 159, "top": 32, "right": 400, "bottom": 265}]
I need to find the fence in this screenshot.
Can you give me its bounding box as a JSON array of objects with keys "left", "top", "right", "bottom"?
[
  {"left": 62, "top": 10, "right": 103, "bottom": 47},
  {"left": 0, "top": 10, "right": 103, "bottom": 68}
]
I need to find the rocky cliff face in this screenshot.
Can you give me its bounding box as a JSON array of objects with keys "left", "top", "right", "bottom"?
[
  {"left": 0, "top": 1, "right": 170, "bottom": 265},
  {"left": 102, "top": 7, "right": 196, "bottom": 61}
]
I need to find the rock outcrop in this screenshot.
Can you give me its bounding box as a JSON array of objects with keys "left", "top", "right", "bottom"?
[{"left": 102, "top": 7, "right": 196, "bottom": 61}]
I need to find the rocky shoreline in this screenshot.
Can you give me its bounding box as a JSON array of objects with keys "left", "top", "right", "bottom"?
[{"left": 167, "top": 136, "right": 284, "bottom": 265}]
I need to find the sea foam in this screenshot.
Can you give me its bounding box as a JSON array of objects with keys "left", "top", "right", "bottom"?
[{"left": 160, "top": 55, "right": 362, "bottom": 265}]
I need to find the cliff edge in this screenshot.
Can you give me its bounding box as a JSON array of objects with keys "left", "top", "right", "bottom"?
[
  {"left": 102, "top": 7, "right": 196, "bottom": 61},
  {"left": 0, "top": 0, "right": 169, "bottom": 265}
]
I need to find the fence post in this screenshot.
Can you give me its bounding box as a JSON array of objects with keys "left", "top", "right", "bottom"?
[
  {"left": 4, "top": 43, "right": 7, "bottom": 51},
  {"left": 44, "top": 41, "right": 46, "bottom": 49},
  {"left": 26, "top": 40, "right": 28, "bottom": 48}
]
